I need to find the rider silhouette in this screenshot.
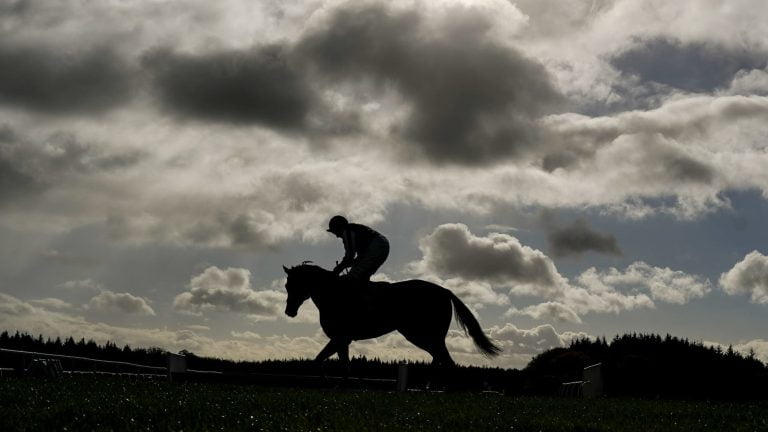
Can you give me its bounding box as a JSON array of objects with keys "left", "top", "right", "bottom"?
[{"left": 327, "top": 215, "right": 389, "bottom": 284}]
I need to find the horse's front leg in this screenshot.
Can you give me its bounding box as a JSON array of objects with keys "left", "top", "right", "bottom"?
[
  {"left": 315, "top": 340, "right": 336, "bottom": 379},
  {"left": 337, "top": 341, "right": 351, "bottom": 380},
  {"left": 314, "top": 339, "right": 351, "bottom": 381}
]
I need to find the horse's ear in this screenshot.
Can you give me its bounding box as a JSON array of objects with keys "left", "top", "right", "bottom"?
[{"left": 282, "top": 265, "right": 291, "bottom": 274}]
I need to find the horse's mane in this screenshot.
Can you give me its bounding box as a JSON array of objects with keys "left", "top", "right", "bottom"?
[{"left": 289, "top": 261, "right": 332, "bottom": 279}]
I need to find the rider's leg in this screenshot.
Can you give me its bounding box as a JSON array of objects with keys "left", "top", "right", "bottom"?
[{"left": 347, "top": 236, "right": 390, "bottom": 281}]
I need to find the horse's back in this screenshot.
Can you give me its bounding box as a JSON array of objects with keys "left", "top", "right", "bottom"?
[{"left": 368, "top": 279, "right": 451, "bottom": 308}]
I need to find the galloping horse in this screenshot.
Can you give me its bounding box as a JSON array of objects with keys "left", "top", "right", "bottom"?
[{"left": 282, "top": 263, "right": 501, "bottom": 366}]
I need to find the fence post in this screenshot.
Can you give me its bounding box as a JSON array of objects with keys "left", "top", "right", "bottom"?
[
  {"left": 397, "top": 363, "right": 408, "bottom": 392},
  {"left": 166, "top": 352, "right": 187, "bottom": 383},
  {"left": 582, "top": 363, "right": 603, "bottom": 398}
]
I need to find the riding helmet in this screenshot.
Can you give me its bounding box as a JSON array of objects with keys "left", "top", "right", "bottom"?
[{"left": 327, "top": 215, "right": 348, "bottom": 233}]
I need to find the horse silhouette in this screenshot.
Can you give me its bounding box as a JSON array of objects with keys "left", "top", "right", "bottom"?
[{"left": 283, "top": 263, "right": 501, "bottom": 367}]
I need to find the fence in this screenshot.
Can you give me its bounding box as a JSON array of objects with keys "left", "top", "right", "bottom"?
[
  {"left": 0, "top": 348, "right": 406, "bottom": 390},
  {"left": 557, "top": 363, "right": 603, "bottom": 398}
]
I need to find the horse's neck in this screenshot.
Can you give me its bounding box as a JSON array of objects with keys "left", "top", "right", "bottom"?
[{"left": 307, "top": 274, "right": 334, "bottom": 308}]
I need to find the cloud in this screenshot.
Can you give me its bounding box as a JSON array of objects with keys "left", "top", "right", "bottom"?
[
  {"left": 297, "top": 2, "right": 562, "bottom": 165},
  {"left": 409, "top": 223, "right": 568, "bottom": 298},
  {"left": 0, "top": 291, "right": 321, "bottom": 361},
  {"left": 0, "top": 42, "right": 135, "bottom": 113},
  {"left": 0, "top": 128, "right": 145, "bottom": 205},
  {"left": 611, "top": 37, "right": 766, "bottom": 93},
  {"left": 407, "top": 274, "right": 509, "bottom": 308},
  {"left": 488, "top": 323, "right": 590, "bottom": 356},
  {"left": 409, "top": 223, "right": 709, "bottom": 323},
  {"left": 545, "top": 218, "right": 621, "bottom": 258},
  {"left": 173, "top": 266, "right": 286, "bottom": 318},
  {"left": 513, "top": 0, "right": 614, "bottom": 38},
  {"left": 578, "top": 261, "right": 712, "bottom": 305},
  {"left": 705, "top": 338, "right": 768, "bottom": 365},
  {"left": 231, "top": 331, "right": 263, "bottom": 340},
  {"left": 57, "top": 279, "right": 104, "bottom": 294},
  {"left": 733, "top": 339, "right": 768, "bottom": 364},
  {"left": 29, "top": 297, "right": 73, "bottom": 311},
  {"left": 143, "top": 45, "right": 315, "bottom": 129},
  {"left": 0, "top": 293, "right": 35, "bottom": 316},
  {"left": 86, "top": 290, "right": 155, "bottom": 316},
  {"left": 725, "top": 68, "right": 768, "bottom": 96},
  {"left": 720, "top": 250, "right": 768, "bottom": 304},
  {"left": 535, "top": 95, "right": 768, "bottom": 218},
  {"left": 505, "top": 261, "right": 710, "bottom": 322},
  {"left": 506, "top": 302, "right": 582, "bottom": 324}
]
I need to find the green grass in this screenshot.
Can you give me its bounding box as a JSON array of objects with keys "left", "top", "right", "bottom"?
[{"left": 1, "top": 376, "right": 767, "bottom": 431}]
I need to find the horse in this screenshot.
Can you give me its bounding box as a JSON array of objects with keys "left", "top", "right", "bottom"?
[{"left": 282, "top": 263, "right": 501, "bottom": 368}]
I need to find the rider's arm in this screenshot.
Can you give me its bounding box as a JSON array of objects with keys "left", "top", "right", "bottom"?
[{"left": 334, "top": 230, "right": 356, "bottom": 273}]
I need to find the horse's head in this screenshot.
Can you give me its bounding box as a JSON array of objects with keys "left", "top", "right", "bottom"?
[{"left": 283, "top": 263, "right": 329, "bottom": 318}]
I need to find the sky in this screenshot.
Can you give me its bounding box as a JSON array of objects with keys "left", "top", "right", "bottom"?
[{"left": 1, "top": 0, "right": 768, "bottom": 369}]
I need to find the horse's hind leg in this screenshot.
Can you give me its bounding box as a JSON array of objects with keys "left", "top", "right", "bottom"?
[
  {"left": 337, "top": 341, "right": 351, "bottom": 380},
  {"left": 431, "top": 342, "right": 455, "bottom": 368}
]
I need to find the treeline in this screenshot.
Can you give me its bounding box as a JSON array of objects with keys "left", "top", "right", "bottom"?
[
  {"left": 4, "top": 330, "right": 767, "bottom": 399},
  {"left": 0, "top": 331, "right": 520, "bottom": 391},
  {"left": 525, "top": 333, "right": 768, "bottom": 399},
  {"left": 0, "top": 331, "right": 167, "bottom": 367}
]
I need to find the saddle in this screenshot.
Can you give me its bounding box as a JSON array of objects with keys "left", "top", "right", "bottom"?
[{"left": 332, "top": 277, "right": 390, "bottom": 310}]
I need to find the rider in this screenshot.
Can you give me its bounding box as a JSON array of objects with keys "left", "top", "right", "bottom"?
[{"left": 327, "top": 215, "right": 389, "bottom": 283}]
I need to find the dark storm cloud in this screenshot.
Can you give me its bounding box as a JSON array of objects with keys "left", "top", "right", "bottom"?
[
  {"left": 664, "top": 153, "right": 715, "bottom": 184},
  {"left": 0, "top": 157, "right": 42, "bottom": 204},
  {"left": 631, "top": 133, "right": 717, "bottom": 186},
  {"left": 0, "top": 42, "right": 135, "bottom": 113},
  {"left": 0, "top": 128, "right": 144, "bottom": 203},
  {"left": 0, "top": 0, "right": 29, "bottom": 15},
  {"left": 297, "top": 4, "right": 563, "bottom": 165},
  {"left": 0, "top": 125, "right": 42, "bottom": 203},
  {"left": 545, "top": 218, "right": 621, "bottom": 258},
  {"left": 142, "top": 45, "right": 315, "bottom": 129},
  {"left": 611, "top": 38, "right": 767, "bottom": 93}
]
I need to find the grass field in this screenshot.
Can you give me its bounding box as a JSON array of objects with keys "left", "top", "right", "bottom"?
[{"left": 1, "top": 376, "right": 767, "bottom": 431}]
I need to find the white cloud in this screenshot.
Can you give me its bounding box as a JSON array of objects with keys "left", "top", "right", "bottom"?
[
  {"left": 0, "top": 293, "right": 35, "bottom": 316},
  {"left": 407, "top": 224, "right": 709, "bottom": 323},
  {"left": 720, "top": 251, "right": 768, "bottom": 304},
  {"left": 408, "top": 223, "right": 568, "bottom": 299},
  {"left": 577, "top": 262, "right": 712, "bottom": 305},
  {"left": 173, "top": 266, "right": 287, "bottom": 319},
  {"left": 404, "top": 223, "right": 711, "bottom": 324},
  {"left": 57, "top": 279, "right": 104, "bottom": 294},
  {"left": 506, "top": 301, "right": 582, "bottom": 324},
  {"left": 724, "top": 68, "right": 768, "bottom": 96},
  {"left": 29, "top": 297, "right": 74, "bottom": 311},
  {"left": 231, "top": 330, "right": 263, "bottom": 340},
  {"left": 86, "top": 290, "right": 155, "bottom": 316},
  {"left": 733, "top": 339, "right": 768, "bottom": 364},
  {"left": 0, "top": 291, "right": 322, "bottom": 361},
  {"left": 519, "top": 261, "right": 710, "bottom": 322},
  {"left": 488, "top": 323, "right": 590, "bottom": 357},
  {"left": 705, "top": 338, "right": 768, "bottom": 365}
]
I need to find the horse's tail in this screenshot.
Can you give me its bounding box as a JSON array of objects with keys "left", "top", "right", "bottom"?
[{"left": 448, "top": 292, "right": 502, "bottom": 357}]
